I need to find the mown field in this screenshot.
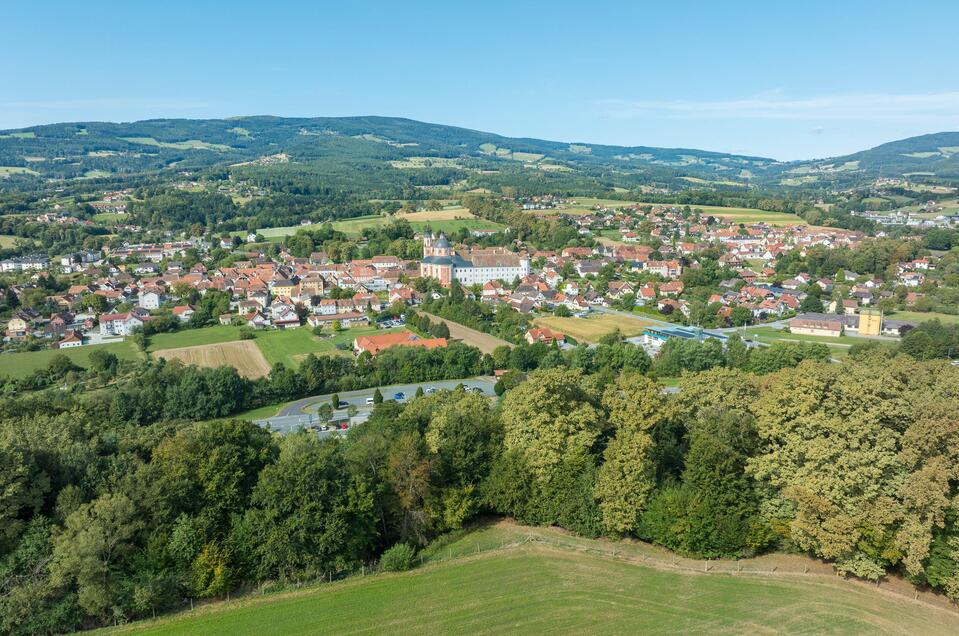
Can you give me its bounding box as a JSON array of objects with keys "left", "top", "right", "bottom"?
[
  {"left": 534, "top": 313, "right": 655, "bottom": 343},
  {"left": 108, "top": 524, "right": 959, "bottom": 635},
  {"left": 0, "top": 341, "right": 141, "bottom": 379}
]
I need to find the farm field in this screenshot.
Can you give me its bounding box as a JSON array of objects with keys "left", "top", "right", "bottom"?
[
  {"left": 153, "top": 340, "right": 271, "bottom": 379},
  {"left": 0, "top": 341, "right": 141, "bottom": 379},
  {"left": 418, "top": 311, "right": 512, "bottom": 353},
  {"left": 534, "top": 313, "right": 654, "bottom": 343},
  {"left": 110, "top": 523, "right": 959, "bottom": 635}
]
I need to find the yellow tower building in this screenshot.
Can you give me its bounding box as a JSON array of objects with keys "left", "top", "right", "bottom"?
[{"left": 858, "top": 308, "right": 882, "bottom": 336}]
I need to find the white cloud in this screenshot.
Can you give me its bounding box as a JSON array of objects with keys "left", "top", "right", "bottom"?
[{"left": 597, "top": 90, "right": 959, "bottom": 123}]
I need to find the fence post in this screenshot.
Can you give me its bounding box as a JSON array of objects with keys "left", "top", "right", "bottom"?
[{"left": 704, "top": 559, "right": 709, "bottom": 572}]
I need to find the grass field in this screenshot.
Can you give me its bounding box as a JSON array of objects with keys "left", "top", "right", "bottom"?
[
  {"left": 119, "top": 137, "right": 232, "bottom": 152},
  {"left": 534, "top": 314, "right": 655, "bottom": 343},
  {"left": 394, "top": 207, "right": 475, "bottom": 221},
  {"left": 147, "top": 326, "right": 244, "bottom": 352},
  {"left": 0, "top": 166, "right": 40, "bottom": 177},
  {"left": 887, "top": 310, "right": 959, "bottom": 325},
  {"left": 110, "top": 523, "right": 959, "bottom": 635},
  {"left": 744, "top": 326, "right": 877, "bottom": 348},
  {"left": 154, "top": 340, "right": 271, "bottom": 379},
  {"left": 0, "top": 234, "right": 19, "bottom": 248},
  {"left": 0, "top": 341, "right": 140, "bottom": 379},
  {"left": 91, "top": 212, "right": 128, "bottom": 223}
]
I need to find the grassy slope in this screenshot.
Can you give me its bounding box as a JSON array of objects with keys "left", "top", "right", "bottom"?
[
  {"left": 110, "top": 524, "right": 959, "bottom": 636},
  {"left": 0, "top": 341, "right": 141, "bottom": 379}
]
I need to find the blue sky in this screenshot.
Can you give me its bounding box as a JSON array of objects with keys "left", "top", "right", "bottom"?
[{"left": 3, "top": 0, "right": 958, "bottom": 160}]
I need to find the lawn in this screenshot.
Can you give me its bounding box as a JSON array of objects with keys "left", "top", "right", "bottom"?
[
  {"left": 0, "top": 341, "right": 140, "bottom": 379},
  {"left": 110, "top": 523, "right": 959, "bottom": 635},
  {"left": 534, "top": 314, "right": 655, "bottom": 343},
  {"left": 0, "top": 235, "right": 19, "bottom": 248}
]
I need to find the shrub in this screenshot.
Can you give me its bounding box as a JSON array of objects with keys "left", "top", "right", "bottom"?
[
  {"left": 379, "top": 543, "right": 416, "bottom": 572},
  {"left": 239, "top": 327, "right": 256, "bottom": 340}
]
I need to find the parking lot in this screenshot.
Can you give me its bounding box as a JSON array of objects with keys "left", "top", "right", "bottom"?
[{"left": 255, "top": 376, "right": 497, "bottom": 436}]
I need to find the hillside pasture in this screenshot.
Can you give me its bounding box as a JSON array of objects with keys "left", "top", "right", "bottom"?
[
  {"left": 153, "top": 340, "right": 271, "bottom": 379},
  {"left": 111, "top": 523, "right": 959, "bottom": 636},
  {"left": 534, "top": 313, "right": 655, "bottom": 343}
]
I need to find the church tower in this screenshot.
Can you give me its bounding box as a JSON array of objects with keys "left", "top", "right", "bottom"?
[{"left": 423, "top": 230, "right": 434, "bottom": 257}]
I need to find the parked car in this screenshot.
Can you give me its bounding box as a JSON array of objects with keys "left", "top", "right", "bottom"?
[
  {"left": 340, "top": 423, "right": 348, "bottom": 430},
  {"left": 426, "top": 386, "right": 437, "bottom": 394},
  {"left": 366, "top": 397, "right": 375, "bottom": 405},
  {"left": 393, "top": 391, "right": 406, "bottom": 401}
]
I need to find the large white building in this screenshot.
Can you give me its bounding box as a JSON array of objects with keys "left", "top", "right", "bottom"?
[{"left": 419, "top": 232, "right": 529, "bottom": 286}]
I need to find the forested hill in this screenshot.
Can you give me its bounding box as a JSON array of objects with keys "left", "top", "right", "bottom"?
[
  {"left": 0, "top": 115, "right": 956, "bottom": 189},
  {"left": 776, "top": 132, "right": 959, "bottom": 186}
]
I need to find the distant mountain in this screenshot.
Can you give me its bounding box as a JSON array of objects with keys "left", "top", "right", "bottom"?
[{"left": 0, "top": 115, "right": 956, "bottom": 190}]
